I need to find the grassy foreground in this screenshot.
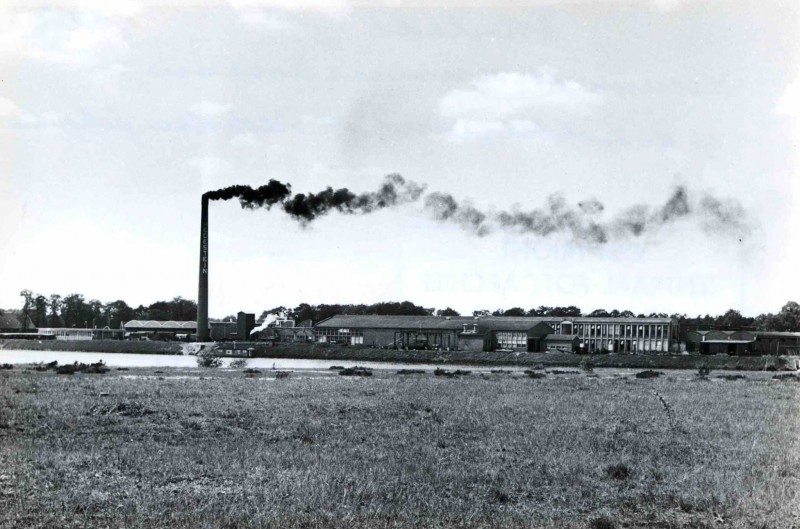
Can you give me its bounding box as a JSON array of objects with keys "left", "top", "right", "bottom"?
[{"left": 1, "top": 368, "right": 799, "bottom": 528}]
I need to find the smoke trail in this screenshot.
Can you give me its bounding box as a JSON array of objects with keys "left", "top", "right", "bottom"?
[
  {"left": 425, "top": 192, "right": 490, "bottom": 236},
  {"left": 204, "top": 176, "right": 751, "bottom": 242},
  {"left": 204, "top": 180, "right": 292, "bottom": 209},
  {"left": 282, "top": 174, "right": 426, "bottom": 222}
]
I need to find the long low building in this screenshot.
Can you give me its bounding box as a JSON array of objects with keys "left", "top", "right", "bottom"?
[{"left": 314, "top": 314, "right": 680, "bottom": 353}]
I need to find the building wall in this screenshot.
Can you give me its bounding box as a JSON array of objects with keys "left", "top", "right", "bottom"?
[{"left": 547, "top": 320, "right": 676, "bottom": 353}]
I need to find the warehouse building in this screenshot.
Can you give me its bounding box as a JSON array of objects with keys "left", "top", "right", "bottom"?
[
  {"left": 315, "top": 315, "right": 559, "bottom": 352},
  {"left": 314, "top": 314, "right": 680, "bottom": 353}
]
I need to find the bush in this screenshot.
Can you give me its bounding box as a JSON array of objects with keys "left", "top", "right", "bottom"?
[
  {"left": 197, "top": 349, "right": 222, "bottom": 368},
  {"left": 229, "top": 358, "right": 248, "bottom": 369},
  {"left": 696, "top": 365, "right": 711, "bottom": 379},
  {"left": 635, "top": 370, "right": 663, "bottom": 379}
]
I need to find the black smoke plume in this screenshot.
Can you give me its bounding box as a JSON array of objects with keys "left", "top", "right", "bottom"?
[
  {"left": 204, "top": 180, "right": 292, "bottom": 209},
  {"left": 283, "top": 174, "right": 426, "bottom": 222},
  {"left": 205, "top": 176, "right": 751, "bottom": 242}
]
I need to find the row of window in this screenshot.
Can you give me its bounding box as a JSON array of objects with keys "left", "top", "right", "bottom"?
[
  {"left": 582, "top": 339, "right": 668, "bottom": 352},
  {"left": 495, "top": 331, "right": 527, "bottom": 349},
  {"left": 315, "top": 328, "right": 364, "bottom": 345},
  {"left": 558, "top": 323, "right": 670, "bottom": 340}
]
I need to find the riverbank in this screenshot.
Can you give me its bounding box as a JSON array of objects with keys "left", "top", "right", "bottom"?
[{"left": 1, "top": 339, "right": 798, "bottom": 370}]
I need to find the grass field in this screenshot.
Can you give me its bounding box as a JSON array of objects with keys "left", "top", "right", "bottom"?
[{"left": 1, "top": 367, "right": 799, "bottom": 528}]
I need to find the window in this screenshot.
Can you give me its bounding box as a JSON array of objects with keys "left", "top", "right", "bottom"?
[
  {"left": 495, "top": 331, "right": 527, "bottom": 349},
  {"left": 315, "top": 328, "right": 363, "bottom": 344}
]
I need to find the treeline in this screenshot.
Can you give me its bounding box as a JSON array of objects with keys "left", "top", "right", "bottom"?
[
  {"left": 258, "top": 301, "right": 800, "bottom": 331},
  {"left": 17, "top": 289, "right": 800, "bottom": 332},
  {"left": 18, "top": 290, "right": 197, "bottom": 329}
]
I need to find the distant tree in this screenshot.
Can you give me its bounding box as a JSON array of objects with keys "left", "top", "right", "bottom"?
[
  {"left": 436, "top": 307, "right": 460, "bottom": 317},
  {"left": 589, "top": 309, "right": 610, "bottom": 317},
  {"left": 61, "top": 293, "right": 93, "bottom": 328},
  {"left": 473, "top": 310, "right": 491, "bottom": 317},
  {"left": 33, "top": 295, "right": 48, "bottom": 327},
  {"left": 19, "top": 290, "right": 33, "bottom": 330},
  {"left": 147, "top": 301, "right": 172, "bottom": 321},
  {"left": 527, "top": 306, "right": 550, "bottom": 317},
  {"left": 619, "top": 310, "right": 635, "bottom": 318},
  {"left": 221, "top": 315, "right": 237, "bottom": 323},
  {"left": 133, "top": 304, "right": 149, "bottom": 320},
  {"left": 499, "top": 307, "right": 526, "bottom": 317},
  {"left": 170, "top": 296, "right": 197, "bottom": 321},
  {"left": 48, "top": 294, "right": 63, "bottom": 327},
  {"left": 106, "top": 300, "right": 135, "bottom": 328},
  {"left": 716, "top": 309, "right": 746, "bottom": 330},
  {"left": 88, "top": 299, "right": 106, "bottom": 328}
]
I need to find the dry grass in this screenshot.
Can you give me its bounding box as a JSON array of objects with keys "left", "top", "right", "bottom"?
[{"left": 0, "top": 368, "right": 798, "bottom": 528}]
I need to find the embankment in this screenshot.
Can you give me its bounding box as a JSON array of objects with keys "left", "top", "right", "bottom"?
[{"left": 2, "top": 339, "right": 798, "bottom": 370}]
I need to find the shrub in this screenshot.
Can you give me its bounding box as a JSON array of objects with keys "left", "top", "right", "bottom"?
[
  {"left": 589, "top": 515, "right": 616, "bottom": 529},
  {"left": 581, "top": 359, "right": 594, "bottom": 373},
  {"left": 1, "top": 363, "right": 13, "bottom": 369},
  {"left": 229, "top": 358, "right": 248, "bottom": 369},
  {"left": 635, "top": 370, "right": 663, "bottom": 379},
  {"left": 339, "top": 367, "right": 372, "bottom": 377},
  {"left": 196, "top": 349, "right": 222, "bottom": 368},
  {"left": 696, "top": 365, "right": 711, "bottom": 379},
  {"left": 524, "top": 370, "right": 546, "bottom": 379},
  {"left": 606, "top": 463, "right": 632, "bottom": 480},
  {"left": 397, "top": 369, "right": 425, "bottom": 375}
]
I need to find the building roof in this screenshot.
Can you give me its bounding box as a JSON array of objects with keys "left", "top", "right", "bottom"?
[
  {"left": 316, "top": 315, "right": 556, "bottom": 333},
  {"left": 123, "top": 320, "right": 197, "bottom": 330},
  {"left": 548, "top": 317, "right": 676, "bottom": 324},
  {"left": 0, "top": 310, "right": 34, "bottom": 330},
  {"left": 754, "top": 331, "right": 800, "bottom": 338},
  {"left": 546, "top": 334, "right": 579, "bottom": 342}
]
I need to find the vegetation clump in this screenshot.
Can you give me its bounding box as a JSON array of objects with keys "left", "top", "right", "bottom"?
[
  {"left": 524, "top": 370, "right": 546, "bottom": 379},
  {"left": 243, "top": 368, "right": 261, "bottom": 375},
  {"left": 397, "top": 369, "right": 425, "bottom": 375},
  {"left": 196, "top": 349, "right": 222, "bottom": 368},
  {"left": 338, "top": 367, "right": 372, "bottom": 377},
  {"left": 433, "top": 368, "right": 470, "bottom": 378},
  {"left": 696, "top": 365, "right": 711, "bottom": 380},
  {"left": 772, "top": 373, "right": 799, "bottom": 382},
  {"left": 274, "top": 371, "right": 292, "bottom": 379},
  {"left": 547, "top": 369, "right": 579, "bottom": 375},
  {"left": 329, "top": 365, "right": 345, "bottom": 370},
  {"left": 635, "top": 370, "right": 663, "bottom": 379},
  {"left": 718, "top": 374, "right": 746, "bottom": 381},
  {"left": 606, "top": 463, "right": 632, "bottom": 481},
  {"left": 55, "top": 361, "right": 109, "bottom": 375},
  {"left": 1, "top": 363, "right": 13, "bottom": 369},
  {"left": 90, "top": 400, "right": 154, "bottom": 417},
  {"left": 228, "top": 358, "right": 248, "bottom": 369}
]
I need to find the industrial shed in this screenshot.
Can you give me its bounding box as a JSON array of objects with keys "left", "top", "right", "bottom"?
[
  {"left": 685, "top": 330, "right": 757, "bottom": 355},
  {"left": 314, "top": 315, "right": 555, "bottom": 352}
]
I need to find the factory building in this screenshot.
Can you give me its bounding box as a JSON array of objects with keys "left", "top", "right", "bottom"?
[
  {"left": 684, "top": 330, "right": 800, "bottom": 356},
  {"left": 314, "top": 314, "right": 680, "bottom": 353},
  {"left": 315, "top": 315, "right": 558, "bottom": 352},
  {"left": 542, "top": 317, "right": 680, "bottom": 353}
]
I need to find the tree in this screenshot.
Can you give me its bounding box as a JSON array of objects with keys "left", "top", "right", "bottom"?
[
  {"left": 61, "top": 293, "right": 93, "bottom": 328},
  {"left": 106, "top": 300, "right": 134, "bottom": 328},
  {"left": 33, "top": 295, "right": 48, "bottom": 327},
  {"left": 436, "top": 307, "right": 460, "bottom": 317},
  {"left": 19, "top": 290, "right": 33, "bottom": 330},
  {"left": 589, "top": 309, "right": 610, "bottom": 317},
  {"left": 499, "top": 307, "right": 526, "bottom": 317},
  {"left": 716, "top": 309, "right": 746, "bottom": 330},
  {"left": 48, "top": 294, "right": 63, "bottom": 327}
]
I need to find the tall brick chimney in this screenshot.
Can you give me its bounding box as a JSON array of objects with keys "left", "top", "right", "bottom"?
[{"left": 197, "top": 195, "right": 209, "bottom": 341}]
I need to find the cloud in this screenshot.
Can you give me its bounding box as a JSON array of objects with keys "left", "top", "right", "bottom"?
[
  {"left": 235, "top": 10, "right": 296, "bottom": 30},
  {"left": 0, "top": 96, "right": 60, "bottom": 128},
  {"left": 775, "top": 77, "right": 800, "bottom": 117},
  {"left": 189, "top": 101, "right": 232, "bottom": 119},
  {"left": 441, "top": 72, "right": 603, "bottom": 120},
  {"left": 0, "top": 9, "right": 130, "bottom": 67},
  {"left": 230, "top": 133, "right": 259, "bottom": 147},
  {"left": 0, "top": 97, "right": 22, "bottom": 118},
  {"left": 445, "top": 118, "right": 547, "bottom": 142},
  {"left": 187, "top": 156, "right": 231, "bottom": 176}
]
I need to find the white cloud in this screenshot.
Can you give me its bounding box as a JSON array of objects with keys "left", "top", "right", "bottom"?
[
  {"left": 775, "top": 77, "right": 800, "bottom": 117},
  {"left": 0, "top": 97, "right": 22, "bottom": 118},
  {"left": 236, "top": 10, "right": 296, "bottom": 30},
  {"left": 230, "top": 132, "right": 259, "bottom": 147},
  {"left": 187, "top": 156, "right": 230, "bottom": 176},
  {"left": 445, "top": 118, "right": 547, "bottom": 142},
  {"left": 189, "top": 101, "right": 232, "bottom": 119},
  {"left": 440, "top": 71, "right": 603, "bottom": 120},
  {"left": 0, "top": 9, "right": 131, "bottom": 67}
]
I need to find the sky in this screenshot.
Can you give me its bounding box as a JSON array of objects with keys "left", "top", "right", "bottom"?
[{"left": 1, "top": 0, "right": 798, "bottom": 319}]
